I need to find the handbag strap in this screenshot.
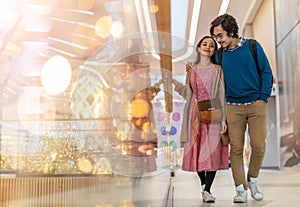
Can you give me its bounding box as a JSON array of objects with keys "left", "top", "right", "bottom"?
[{"left": 193, "top": 68, "right": 198, "bottom": 100}]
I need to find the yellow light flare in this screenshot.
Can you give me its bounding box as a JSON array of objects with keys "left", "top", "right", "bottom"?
[
  {"left": 149, "top": 4, "right": 159, "bottom": 13},
  {"left": 141, "top": 122, "right": 156, "bottom": 141},
  {"left": 77, "top": 157, "right": 93, "bottom": 173},
  {"left": 41, "top": 55, "right": 72, "bottom": 95},
  {"left": 142, "top": 121, "right": 155, "bottom": 132},
  {"left": 95, "top": 15, "right": 113, "bottom": 39},
  {"left": 131, "top": 99, "right": 150, "bottom": 118}
]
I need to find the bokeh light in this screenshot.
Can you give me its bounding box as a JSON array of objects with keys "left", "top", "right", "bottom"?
[
  {"left": 41, "top": 55, "right": 72, "bottom": 95},
  {"left": 149, "top": 4, "right": 159, "bottom": 13},
  {"left": 95, "top": 15, "right": 113, "bottom": 39},
  {"left": 110, "top": 21, "right": 124, "bottom": 38},
  {"left": 131, "top": 99, "right": 150, "bottom": 118}
]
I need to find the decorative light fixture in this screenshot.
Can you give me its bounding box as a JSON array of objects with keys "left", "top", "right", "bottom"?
[
  {"left": 135, "top": 0, "right": 202, "bottom": 62},
  {"left": 218, "top": 0, "right": 230, "bottom": 15}
]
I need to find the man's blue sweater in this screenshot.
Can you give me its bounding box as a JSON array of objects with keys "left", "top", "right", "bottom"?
[{"left": 216, "top": 39, "right": 273, "bottom": 103}]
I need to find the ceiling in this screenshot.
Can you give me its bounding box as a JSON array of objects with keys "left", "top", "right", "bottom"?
[{"left": 0, "top": 0, "right": 263, "bottom": 120}]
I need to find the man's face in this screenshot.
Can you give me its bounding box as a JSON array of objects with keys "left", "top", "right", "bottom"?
[{"left": 212, "top": 25, "right": 231, "bottom": 49}]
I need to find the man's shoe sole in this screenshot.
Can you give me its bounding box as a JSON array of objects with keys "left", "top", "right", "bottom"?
[
  {"left": 233, "top": 200, "right": 247, "bottom": 203},
  {"left": 203, "top": 200, "right": 215, "bottom": 203}
]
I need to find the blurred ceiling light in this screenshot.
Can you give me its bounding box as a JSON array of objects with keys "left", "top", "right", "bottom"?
[
  {"left": 47, "top": 36, "right": 89, "bottom": 50},
  {"left": 170, "top": 0, "right": 201, "bottom": 62},
  {"left": 95, "top": 15, "right": 113, "bottom": 39},
  {"left": 0, "top": 11, "right": 19, "bottom": 29},
  {"left": 134, "top": 0, "right": 145, "bottom": 35},
  {"left": 110, "top": 21, "right": 124, "bottom": 38},
  {"left": 47, "top": 46, "right": 78, "bottom": 58},
  {"left": 135, "top": 0, "right": 155, "bottom": 53},
  {"left": 60, "top": 8, "right": 94, "bottom": 15},
  {"left": 72, "top": 31, "right": 96, "bottom": 41},
  {"left": 218, "top": 0, "right": 230, "bottom": 15},
  {"left": 72, "top": 26, "right": 107, "bottom": 54},
  {"left": 141, "top": 0, "right": 153, "bottom": 41},
  {"left": 189, "top": 0, "right": 201, "bottom": 45},
  {"left": 136, "top": 0, "right": 201, "bottom": 62},
  {"left": 23, "top": 4, "right": 52, "bottom": 32},
  {"left": 0, "top": 0, "right": 22, "bottom": 11},
  {"left": 41, "top": 55, "right": 72, "bottom": 95},
  {"left": 50, "top": 17, "right": 94, "bottom": 26}
]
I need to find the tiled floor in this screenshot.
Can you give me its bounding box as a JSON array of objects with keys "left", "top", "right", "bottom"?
[
  {"left": 131, "top": 167, "right": 300, "bottom": 207},
  {"left": 1, "top": 167, "right": 300, "bottom": 207}
]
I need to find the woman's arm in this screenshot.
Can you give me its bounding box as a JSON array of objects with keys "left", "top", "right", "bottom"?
[{"left": 173, "top": 70, "right": 192, "bottom": 99}]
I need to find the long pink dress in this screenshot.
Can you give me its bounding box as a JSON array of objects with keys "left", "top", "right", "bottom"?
[{"left": 182, "top": 65, "right": 229, "bottom": 172}]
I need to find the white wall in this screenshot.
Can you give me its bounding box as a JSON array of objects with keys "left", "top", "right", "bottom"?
[{"left": 252, "top": 0, "right": 277, "bottom": 80}]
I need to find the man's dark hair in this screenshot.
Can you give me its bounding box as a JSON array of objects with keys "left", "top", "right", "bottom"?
[{"left": 209, "top": 13, "right": 239, "bottom": 38}]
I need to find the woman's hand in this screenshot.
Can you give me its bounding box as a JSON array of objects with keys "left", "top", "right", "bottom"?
[
  {"left": 219, "top": 121, "right": 227, "bottom": 134},
  {"left": 186, "top": 62, "right": 193, "bottom": 72}
]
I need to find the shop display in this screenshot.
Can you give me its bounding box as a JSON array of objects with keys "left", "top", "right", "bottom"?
[
  {"left": 0, "top": 63, "right": 160, "bottom": 176},
  {"left": 0, "top": 120, "right": 112, "bottom": 176}
]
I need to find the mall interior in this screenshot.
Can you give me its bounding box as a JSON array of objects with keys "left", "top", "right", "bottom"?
[{"left": 0, "top": 0, "right": 300, "bottom": 206}]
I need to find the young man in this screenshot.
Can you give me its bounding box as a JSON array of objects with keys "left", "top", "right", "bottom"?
[{"left": 209, "top": 14, "right": 273, "bottom": 203}]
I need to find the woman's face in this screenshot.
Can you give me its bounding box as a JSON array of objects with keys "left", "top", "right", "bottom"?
[{"left": 197, "top": 37, "right": 216, "bottom": 58}]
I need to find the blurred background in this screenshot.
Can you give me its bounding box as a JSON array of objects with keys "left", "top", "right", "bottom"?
[{"left": 0, "top": 0, "right": 299, "bottom": 206}]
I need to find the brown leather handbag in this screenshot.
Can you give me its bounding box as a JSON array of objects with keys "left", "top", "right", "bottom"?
[
  {"left": 198, "top": 99, "right": 222, "bottom": 124},
  {"left": 193, "top": 69, "right": 222, "bottom": 124},
  {"left": 199, "top": 107, "right": 222, "bottom": 124}
]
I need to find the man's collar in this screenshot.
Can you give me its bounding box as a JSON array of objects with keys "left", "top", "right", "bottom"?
[{"left": 224, "top": 37, "right": 246, "bottom": 51}]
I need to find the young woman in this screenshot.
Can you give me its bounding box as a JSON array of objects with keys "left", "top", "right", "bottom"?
[{"left": 173, "top": 36, "right": 229, "bottom": 203}]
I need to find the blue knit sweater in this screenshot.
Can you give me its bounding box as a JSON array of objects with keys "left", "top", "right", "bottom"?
[{"left": 215, "top": 39, "right": 273, "bottom": 103}]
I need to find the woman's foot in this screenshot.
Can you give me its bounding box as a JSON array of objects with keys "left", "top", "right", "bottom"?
[{"left": 202, "top": 191, "right": 216, "bottom": 203}]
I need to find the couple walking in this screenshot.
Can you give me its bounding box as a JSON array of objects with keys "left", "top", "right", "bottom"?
[{"left": 173, "top": 13, "right": 273, "bottom": 203}]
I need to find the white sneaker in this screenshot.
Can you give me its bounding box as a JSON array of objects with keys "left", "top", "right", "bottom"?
[
  {"left": 201, "top": 184, "right": 205, "bottom": 192},
  {"left": 248, "top": 177, "right": 264, "bottom": 201},
  {"left": 202, "top": 191, "right": 216, "bottom": 203},
  {"left": 233, "top": 184, "right": 248, "bottom": 203}
]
